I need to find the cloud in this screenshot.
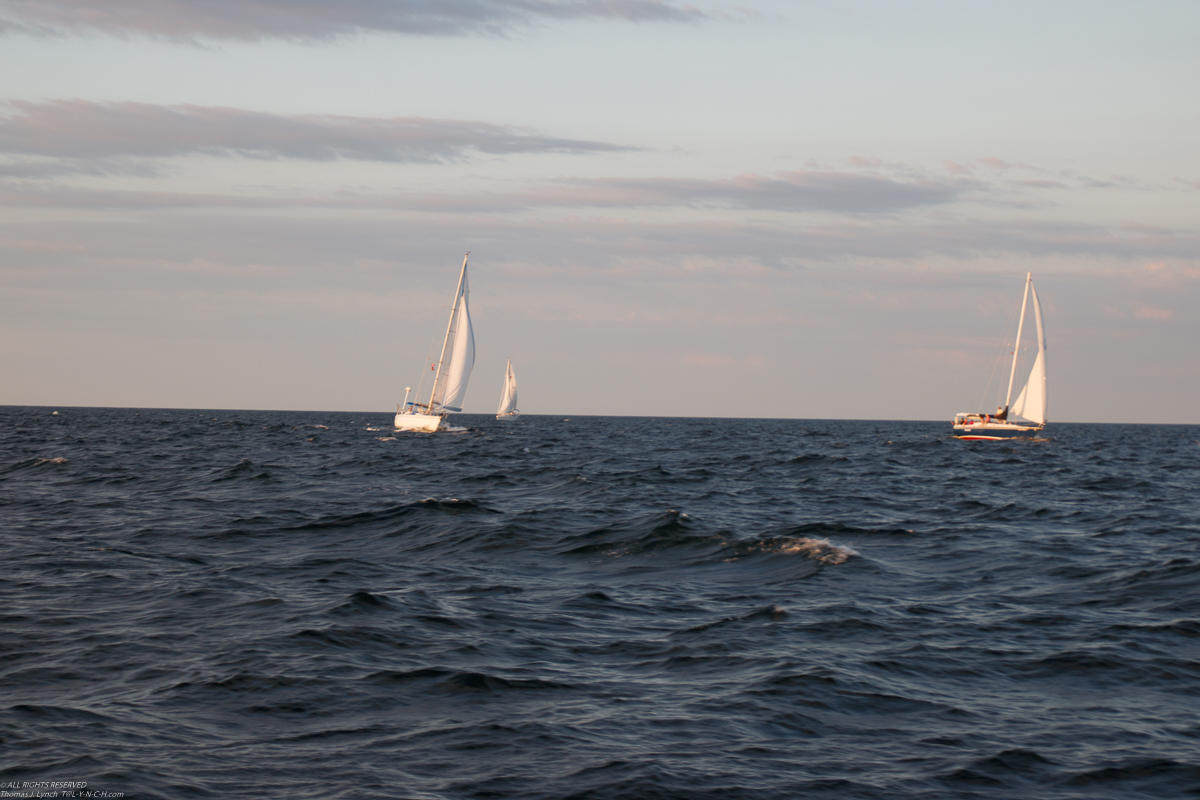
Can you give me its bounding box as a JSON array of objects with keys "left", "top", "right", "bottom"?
[
  {"left": 536, "top": 170, "right": 965, "bottom": 213},
  {"left": 1133, "top": 305, "right": 1173, "bottom": 320},
  {"left": 4, "top": 209, "right": 1198, "bottom": 277},
  {"left": 1012, "top": 179, "right": 1065, "bottom": 189},
  {"left": 1129, "top": 260, "right": 1200, "bottom": 286},
  {"left": 0, "top": 156, "right": 162, "bottom": 179},
  {"left": 0, "top": 100, "right": 635, "bottom": 162},
  {"left": 0, "top": 0, "right": 708, "bottom": 40},
  {"left": 978, "top": 156, "right": 1014, "bottom": 170},
  {"left": 0, "top": 166, "right": 964, "bottom": 214},
  {"left": 846, "top": 156, "right": 884, "bottom": 168},
  {"left": 684, "top": 352, "right": 737, "bottom": 367}
]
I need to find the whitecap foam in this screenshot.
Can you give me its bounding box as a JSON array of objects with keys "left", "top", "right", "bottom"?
[{"left": 779, "top": 537, "right": 858, "bottom": 566}]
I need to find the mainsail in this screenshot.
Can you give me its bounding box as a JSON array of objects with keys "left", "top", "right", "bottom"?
[
  {"left": 497, "top": 359, "right": 518, "bottom": 416},
  {"left": 1009, "top": 279, "right": 1047, "bottom": 424},
  {"left": 428, "top": 255, "right": 475, "bottom": 413}
]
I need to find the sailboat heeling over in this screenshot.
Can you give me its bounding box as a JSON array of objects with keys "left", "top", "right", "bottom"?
[
  {"left": 429, "top": 263, "right": 475, "bottom": 413},
  {"left": 1008, "top": 280, "right": 1047, "bottom": 425},
  {"left": 395, "top": 253, "right": 474, "bottom": 432}
]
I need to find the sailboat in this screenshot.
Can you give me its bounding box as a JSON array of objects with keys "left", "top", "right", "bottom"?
[
  {"left": 395, "top": 253, "right": 475, "bottom": 432},
  {"left": 953, "top": 272, "right": 1047, "bottom": 440},
  {"left": 496, "top": 359, "right": 519, "bottom": 420}
]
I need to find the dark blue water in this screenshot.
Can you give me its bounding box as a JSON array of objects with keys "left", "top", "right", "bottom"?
[{"left": 3, "top": 406, "right": 1199, "bottom": 800}]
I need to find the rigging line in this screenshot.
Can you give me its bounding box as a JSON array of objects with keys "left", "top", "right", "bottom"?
[
  {"left": 969, "top": 288, "right": 1024, "bottom": 412},
  {"left": 411, "top": 333, "right": 442, "bottom": 408}
]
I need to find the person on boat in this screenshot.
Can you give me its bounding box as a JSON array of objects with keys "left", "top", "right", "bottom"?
[{"left": 995, "top": 406, "right": 1008, "bottom": 421}]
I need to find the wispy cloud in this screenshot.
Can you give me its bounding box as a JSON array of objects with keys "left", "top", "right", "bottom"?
[
  {"left": 684, "top": 352, "right": 737, "bottom": 368},
  {"left": 535, "top": 171, "right": 966, "bottom": 213},
  {"left": 1133, "top": 305, "right": 1173, "bottom": 320},
  {"left": 0, "top": 156, "right": 162, "bottom": 179},
  {"left": 1012, "top": 179, "right": 1065, "bottom": 189},
  {"left": 4, "top": 207, "right": 1197, "bottom": 273},
  {"left": 1127, "top": 259, "right": 1200, "bottom": 286},
  {"left": 978, "top": 156, "right": 1015, "bottom": 171},
  {"left": 0, "top": 100, "right": 634, "bottom": 163},
  {"left": 0, "top": 0, "right": 709, "bottom": 40},
  {"left": 0, "top": 167, "right": 967, "bottom": 215}
]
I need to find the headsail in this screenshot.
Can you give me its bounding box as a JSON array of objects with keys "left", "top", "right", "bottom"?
[{"left": 497, "top": 359, "right": 518, "bottom": 416}]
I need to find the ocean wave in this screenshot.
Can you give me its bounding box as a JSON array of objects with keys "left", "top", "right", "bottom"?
[
  {"left": 437, "top": 671, "right": 573, "bottom": 692},
  {"left": 208, "top": 458, "right": 272, "bottom": 482},
  {"left": 767, "top": 536, "right": 857, "bottom": 565},
  {"left": 556, "top": 509, "right": 715, "bottom": 557},
  {"left": 3, "top": 455, "right": 69, "bottom": 473},
  {"left": 4, "top": 409, "right": 1199, "bottom": 799}
]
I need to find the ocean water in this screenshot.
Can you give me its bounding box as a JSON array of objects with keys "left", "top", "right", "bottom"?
[{"left": 2, "top": 406, "right": 1199, "bottom": 800}]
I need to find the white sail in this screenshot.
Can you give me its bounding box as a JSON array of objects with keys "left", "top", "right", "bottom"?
[
  {"left": 497, "top": 359, "right": 518, "bottom": 416},
  {"left": 1009, "top": 280, "right": 1047, "bottom": 424},
  {"left": 396, "top": 253, "right": 474, "bottom": 430},
  {"left": 430, "top": 262, "right": 474, "bottom": 413}
]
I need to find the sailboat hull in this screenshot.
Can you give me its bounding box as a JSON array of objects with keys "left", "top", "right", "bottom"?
[
  {"left": 394, "top": 412, "right": 446, "bottom": 432},
  {"left": 953, "top": 421, "right": 1044, "bottom": 440}
]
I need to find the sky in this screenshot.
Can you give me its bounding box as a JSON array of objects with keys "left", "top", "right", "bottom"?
[{"left": 1, "top": 0, "right": 1197, "bottom": 422}]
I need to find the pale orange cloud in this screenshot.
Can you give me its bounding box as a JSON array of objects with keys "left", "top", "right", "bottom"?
[
  {"left": 684, "top": 353, "right": 737, "bottom": 368},
  {"left": 1134, "top": 305, "right": 1173, "bottom": 320},
  {"left": 978, "top": 157, "right": 1014, "bottom": 170}
]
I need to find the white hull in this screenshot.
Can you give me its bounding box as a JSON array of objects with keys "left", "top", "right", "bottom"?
[
  {"left": 496, "top": 412, "right": 520, "bottom": 421},
  {"left": 394, "top": 411, "right": 445, "bottom": 432}
]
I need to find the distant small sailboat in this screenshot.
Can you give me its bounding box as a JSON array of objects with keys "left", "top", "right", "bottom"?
[
  {"left": 953, "top": 272, "right": 1047, "bottom": 440},
  {"left": 395, "top": 253, "right": 475, "bottom": 432},
  {"left": 496, "top": 358, "right": 519, "bottom": 420}
]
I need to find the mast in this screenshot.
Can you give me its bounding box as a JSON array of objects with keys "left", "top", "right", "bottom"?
[
  {"left": 1003, "top": 272, "right": 1032, "bottom": 412},
  {"left": 427, "top": 252, "right": 470, "bottom": 414}
]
